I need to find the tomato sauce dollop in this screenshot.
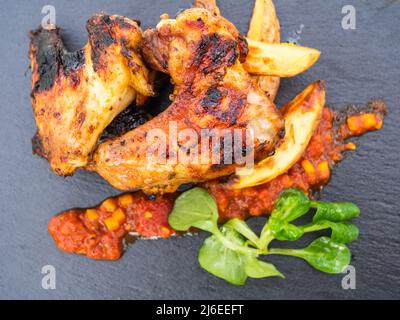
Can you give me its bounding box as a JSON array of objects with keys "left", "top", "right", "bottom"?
[{"left": 48, "top": 194, "right": 175, "bottom": 260}]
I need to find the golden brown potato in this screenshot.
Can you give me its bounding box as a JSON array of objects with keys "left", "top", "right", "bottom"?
[
  {"left": 231, "top": 80, "right": 326, "bottom": 189},
  {"left": 244, "top": 38, "right": 321, "bottom": 77},
  {"left": 247, "top": 0, "right": 281, "bottom": 100}
]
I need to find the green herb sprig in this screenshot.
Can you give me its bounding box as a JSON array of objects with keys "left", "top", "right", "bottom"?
[{"left": 168, "top": 188, "right": 360, "bottom": 285}]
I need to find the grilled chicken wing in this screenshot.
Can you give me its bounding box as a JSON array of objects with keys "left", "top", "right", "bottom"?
[
  {"left": 29, "top": 14, "right": 154, "bottom": 176},
  {"left": 89, "top": 9, "right": 284, "bottom": 194}
]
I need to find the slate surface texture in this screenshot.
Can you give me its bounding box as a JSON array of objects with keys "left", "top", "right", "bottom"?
[{"left": 0, "top": 0, "right": 399, "bottom": 299}]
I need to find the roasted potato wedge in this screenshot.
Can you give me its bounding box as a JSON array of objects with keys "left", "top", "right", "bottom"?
[
  {"left": 244, "top": 38, "right": 321, "bottom": 77},
  {"left": 247, "top": 0, "right": 281, "bottom": 100},
  {"left": 248, "top": 0, "right": 280, "bottom": 42},
  {"left": 193, "top": 1, "right": 319, "bottom": 79},
  {"left": 231, "top": 80, "right": 326, "bottom": 189}
]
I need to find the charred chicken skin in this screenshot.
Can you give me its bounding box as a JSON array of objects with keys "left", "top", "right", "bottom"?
[
  {"left": 89, "top": 9, "right": 284, "bottom": 194},
  {"left": 29, "top": 14, "right": 154, "bottom": 176}
]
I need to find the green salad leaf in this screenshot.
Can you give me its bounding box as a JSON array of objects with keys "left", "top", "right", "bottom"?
[
  {"left": 168, "top": 187, "right": 219, "bottom": 233},
  {"left": 311, "top": 201, "right": 360, "bottom": 222},
  {"left": 270, "top": 237, "right": 351, "bottom": 273},
  {"left": 198, "top": 226, "right": 248, "bottom": 285},
  {"left": 259, "top": 189, "right": 310, "bottom": 245},
  {"left": 260, "top": 190, "right": 360, "bottom": 243},
  {"left": 224, "top": 218, "right": 261, "bottom": 247},
  {"left": 169, "top": 187, "right": 360, "bottom": 285},
  {"left": 267, "top": 221, "right": 304, "bottom": 241},
  {"left": 244, "top": 257, "right": 284, "bottom": 279},
  {"left": 270, "top": 189, "right": 311, "bottom": 222},
  {"left": 302, "top": 221, "right": 359, "bottom": 243},
  {"left": 199, "top": 225, "right": 283, "bottom": 285}
]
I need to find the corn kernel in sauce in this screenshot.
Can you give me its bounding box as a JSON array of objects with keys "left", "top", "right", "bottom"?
[
  {"left": 101, "top": 199, "right": 117, "bottom": 212},
  {"left": 317, "top": 160, "right": 330, "bottom": 181},
  {"left": 347, "top": 114, "right": 382, "bottom": 136},
  {"left": 144, "top": 211, "right": 153, "bottom": 219},
  {"left": 112, "top": 208, "right": 126, "bottom": 224},
  {"left": 118, "top": 194, "right": 134, "bottom": 207},
  {"left": 86, "top": 209, "right": 99, "bottom": 221},
  {"left": 49, "top": 195, "right": 174, "bottom": 260},
  {"left": 103, "top": 216, "right": 120, "bottom": 232},
  {"left": 301, "top": 159, "right": 315, "bottom": 175},
  {"left": 345, "top": 142, "right": 357, "bottom": 150}
]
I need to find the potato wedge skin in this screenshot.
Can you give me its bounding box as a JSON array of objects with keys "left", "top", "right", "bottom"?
[
  {"left": 248, "top": 0, "right": 280, "bottom": 42},
  {"left": 231, "top": 80, "right": 326, "bottom": 189},
  {"left": 247, "top": 0, "right": 281, "bottom": 101},
  {"left": 244, "top": 39, "right": 321, "bottom": 77}
]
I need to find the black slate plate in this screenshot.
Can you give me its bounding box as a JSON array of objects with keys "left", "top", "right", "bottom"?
[{"left": 0, "top": 0, "right": 399, "bottom": 299}]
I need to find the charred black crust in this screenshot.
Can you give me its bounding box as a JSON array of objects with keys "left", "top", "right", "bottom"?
[
  {"left": 30, "top": 14, "right": 141, "bottom": 95},
  {"left": 100, "top": 106, "right": 151, "bottom": 142},
  {"left": 201, "top": 87, "right": 222, "bottom": 108},
  {"left": 198, "top": 85, "right": 246, "bottom": 125},
  {"left": 87, "top": 14, "right": 141, "bottom": 73},
  {"left": 121, "top": 39, "right": 141, "bottom": 73},
  {"left": 31, "top": 132, "right": 47, "bottom": 159},
  {"left": 29, "top": 27, "right": 85, "bottom": 95},
  {"left": 114, "top": 16, "right": 140, "bottom": 28},
  {"left": 237, "top": 34, "right": 249, "bottom": 63},
  {"left": 193, "top": 33, "right": 239, "bottom": 74}
]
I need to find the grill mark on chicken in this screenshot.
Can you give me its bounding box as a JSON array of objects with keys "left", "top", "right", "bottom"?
[
  {"left": 199, "top": 87, "right": 246, "bottom": 125},
  {"left": 193, "top": 33, "right": 238, "bottom": 75},
  {"left": 193, "top": 33, "right": 218, "bottom": 67},
  {"left": 201, "top": 87, "right": 223, "bottom": 108}
]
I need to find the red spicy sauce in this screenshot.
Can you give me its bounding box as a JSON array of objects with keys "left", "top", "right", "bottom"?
[
  {"left": 48, "top": 193, "right": 174, "bottom": 260},
  {"left": 206, "top": 101, "right": 387, "bottom": 221},
  {"left": 205, "top": 108, "right": 343, "bottom": 220}
]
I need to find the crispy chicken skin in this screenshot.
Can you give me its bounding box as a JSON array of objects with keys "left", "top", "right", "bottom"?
[
  {"left": 89, "top": 9, "right": 284, "bottom": 194},
  {"left": 29, "top": 14, "right": 154, "bottom": 176}
]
